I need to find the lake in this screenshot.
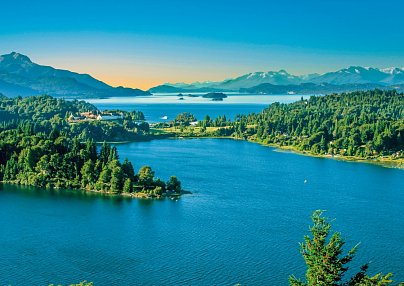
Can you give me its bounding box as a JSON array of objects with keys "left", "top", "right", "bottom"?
[
  {"left": 1, "top": 138, "right": 403, "bottom": 285},
  {"left": 84, "top": 93, "right": 312, "bottom": 122}
]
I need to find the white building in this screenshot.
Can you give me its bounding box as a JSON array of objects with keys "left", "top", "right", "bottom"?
[{"left": 96, "top": 114, "right": 122, "bottom": 121}]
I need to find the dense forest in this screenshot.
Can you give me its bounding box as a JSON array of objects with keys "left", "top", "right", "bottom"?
[
  {"left": 166, "top": 90, "right": 404, "bottom": 161},
  {"left": 0, "top": 94, "right": 150, "bottom": 141},
  {"left": 0, "top": 133, "right": 181, "bottom": 196},
  {"left": 236, "top": 89, "right": 404, "bottom": 158},
  {"left": 0, "top": 94, "right": 182, "bottom": 197}
]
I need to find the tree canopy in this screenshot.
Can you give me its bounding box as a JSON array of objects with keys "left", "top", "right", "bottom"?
[
  {"left": 168, "top": 90, "right": 404, "bottom": 160},
  {"left": 0, "top": 94, "right": 149, "bottom": 141},
  {"left": 0, "top": 95, "right": 182, "bottom": 198}
]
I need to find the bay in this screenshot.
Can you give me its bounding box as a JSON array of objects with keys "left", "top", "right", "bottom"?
[
  {"left": 1, "top": 138, "right": 403, "bottom": 285},
  {"left": 84, "top": 93, "right": 312, "bottom": 122}
]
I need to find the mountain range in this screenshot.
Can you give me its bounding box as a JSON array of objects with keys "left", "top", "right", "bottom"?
[
  {"left": 149, "top": 66, "right": 404, "bottom": 94},
  {"left": 0, "top": 52, "right": 150, "bottom": 98},
  {"left": 0, "top": 52, "right": 403, "bottom": 97}
]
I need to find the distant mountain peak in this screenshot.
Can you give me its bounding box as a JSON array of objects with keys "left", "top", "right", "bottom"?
[
  {"left": 277, "top": 69, "right": 289, "bottom": 74},
  {"left": 0, "top": 51, "right": 149, "bottom": 97},
  {"left": 151, "top": 65, "right": 404, "bottom": 93},
  {"left": 381, "top": 67, "right": 403, "bottom": 75},
  {"left": 0, "top": 52, "right": 32, "bottom": 63},
  {"left": 341, "top": 66, "right": 367, "bottom": 74}
]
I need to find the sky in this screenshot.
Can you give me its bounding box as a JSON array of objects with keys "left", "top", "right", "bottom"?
[{"left": 1, "top": 0, "right": 403, "bottom": 89}]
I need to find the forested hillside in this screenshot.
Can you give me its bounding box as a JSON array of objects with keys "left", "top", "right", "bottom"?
[
  {"left": 236, "top": 89, "right": 404, "bottom": 157},
  {"left": 0, "top": 94, "right": 182, "bottom": 197},
  {"left": 165, "top": 90, "right": 404, "bottom": 162},
  {"left": 0, "top": 94, "right": 149, "bottom": 141}
]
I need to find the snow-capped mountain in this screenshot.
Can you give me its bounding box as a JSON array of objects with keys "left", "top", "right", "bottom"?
[
  {"left": 150, "top": 66, "right": 404, "bottom": 93},
  {"left": 1, "top": 52, "right": 402, "bottom": 96},
  {"left": 212, "top": 70, "right": 302, "bottom": 90},
  {"left": 310, "top": 66, "right": 404, "bottom": 85},
  {"left": 381, "top": 67, "right": 404, "bottom": 75}
]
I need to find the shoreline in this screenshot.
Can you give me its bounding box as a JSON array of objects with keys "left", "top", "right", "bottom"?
[
  {"left": 147, "top": 131, "right": 404, "bottom": 170},
  {"left": 249, "top": 139, "right": 404, "bottom": 170},
  {"left": 0, "top": 181, "right": 191, "bottom": 200}
]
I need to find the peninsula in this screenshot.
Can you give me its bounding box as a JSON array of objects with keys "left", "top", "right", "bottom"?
[
  {"left": 0, "top": 94, "right": 184, "bottom": 198},
  {"left": 152, "top": 90, "right": 404, "bottom": 169}
]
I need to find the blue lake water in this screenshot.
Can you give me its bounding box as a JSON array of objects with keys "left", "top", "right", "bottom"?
[
  {"left": 85, "top": 94, "right": 311, "bottom": 122},
  {"left": 1, "top": 139, "right": 403, "bottom": 285}
]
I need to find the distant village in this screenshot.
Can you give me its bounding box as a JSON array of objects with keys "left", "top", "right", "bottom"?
[{"left": 68, "top": 111, "right": 123, "bottom": 122}]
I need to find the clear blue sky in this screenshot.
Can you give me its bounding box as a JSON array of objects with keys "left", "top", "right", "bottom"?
[{"left": 1, "top": 0, "right": 403, "bottom": 88}]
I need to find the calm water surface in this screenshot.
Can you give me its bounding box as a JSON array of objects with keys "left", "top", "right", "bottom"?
[
  {"left": 1, "top": 139, "right": 403, "bottom": 285},
  {"left": 85, "top": 94, "right": 312, "bottom": 122}
]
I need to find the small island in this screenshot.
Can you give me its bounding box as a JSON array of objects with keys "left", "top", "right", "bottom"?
[
  {"left": 177, "top": 93, "right": 199, "bottom": 98},
  {"left": 175, "top": 92, "right": 227, "bottom": 101},
  {"left": 202, "top": 92, "right": 227, "bottom": 101},
  {"left": 152, "top": 90, "right": 404, "bottom": 168}
]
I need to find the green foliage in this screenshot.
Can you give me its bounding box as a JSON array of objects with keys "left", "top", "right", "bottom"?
[
  {"left": 235, "top": 90, "right": 404, "bottom": 158},
  {"left": 122, "top": 158, "right": 135, "bottom": 181},
  {"left": 122, "top": 178, "right": 133, "bottom": 193},
  {"left": 96, "top": 166, "right": 111, "bottom": 191},
  {"left": 109, "top": 160, "right": 124, "bottom": 194},
  {"left": 49, "top": 280, "right": 93, "bottom": 286},
  {"left": 137, "top": 166, "right": 155, "bottom": 188},
  {"left": 0, "top": 95, "right": 183, "bottom": 197},
  {"left": 0, "top": 131, "right": 182, "bottom": 196},
  {"left": 174, "top": 112, "right": 197, "bottom": 126},
  {"left": 81, "top": 160, "right": 95, "bottom": 189},
  {"left": 0, "top": 95, "right": 96, "bottom": 121},
  {"left": 289, "top": 211, "right": 396, "bottom": 286},
  {"left": 166, "top": 176, "right": 182, "bottom": 193},
  {"left": 0, "top": 94, "right": 149, "bottom": 141},
  {"left": 173, "top": 90, "right": 403, "bottom": 159}
]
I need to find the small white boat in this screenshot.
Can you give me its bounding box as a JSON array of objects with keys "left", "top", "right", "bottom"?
[{"left": 160, "top": 115, "right": 168, "bottom": 120}]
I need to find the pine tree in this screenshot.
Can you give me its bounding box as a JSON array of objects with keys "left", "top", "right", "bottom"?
[
  {"left": 137, "top": 166, "right": 154, "bottom": 188},
  {"left": 122, "top": 178, "right": 132, "bottom": 193},
  {"left": 85, "top": 139, "right": 97, "bottom": 162},
  {"left": 96, "top": 166, "right": 111, "bottom": 191},
  {"left": 289, "top": 210, "right": 394, "bottom": 286},
  {"left": 122, "top": 158, "right": 135, "bottom": 181},
  {"left": 81, "top": 159, "right": 95, "bottom": 189},
  {"left": 20, "top": 148, "right": 35, "bottom": 172},
  {"left": 99, "top": 141, "right": 111, "bottom": 166},
  {"left": 110, "top": 165, "right": 123, "bottom": 193},
  {"left": 49, "top": 126, "right": 60, "bottom": 140},
  {"left": 166, "top": 176, "right": 181, "bottom": 193},
  {"left": 3, "top": 154, "right": 18, "bottom": 181},
  {"left": 108, "top": 146, "right": 119, "bottom": 162}
]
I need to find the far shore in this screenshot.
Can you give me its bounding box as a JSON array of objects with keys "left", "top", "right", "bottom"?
[
  {"left": 81, "top": 130, "right": 404, "bottom": 170},
  {"left": 252, "top": 139, "right": 404, "bottom": 170},
  {"left": 144, "top": 130, "right": 404, "bottom": 170}
]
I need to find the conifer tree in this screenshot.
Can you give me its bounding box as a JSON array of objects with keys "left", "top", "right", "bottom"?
[
  {"left": 289, "top": 210, "right": 395, "bottom": 286},
  {"left": 110, "top": 165, "right": 123, "bottom": 193},
  {"left": 122, "top": 158, "right": 135, "bottom": 181},
  {"left": 122, "top": 178, "right": 132, "bottom": 193}
]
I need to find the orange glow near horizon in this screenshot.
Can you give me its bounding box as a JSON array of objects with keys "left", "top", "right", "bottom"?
[
  {"left": 43, "top": 55, "right": 247, "bottom": 90},
  {"left": 91, "top": 70, "right": 237, "bottom": 91},
  {"left": 5, "top": 32, "right": 403, "bottom": 91}
]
